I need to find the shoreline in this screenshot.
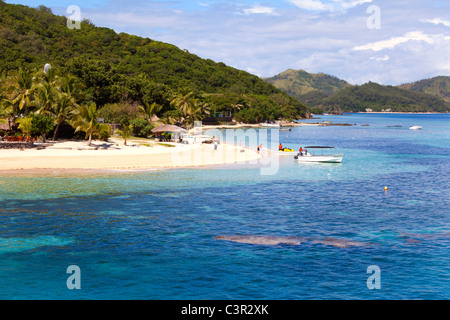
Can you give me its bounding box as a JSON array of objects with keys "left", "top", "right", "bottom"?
[
  {"left": 344, "top": 112, "right": 449, "bottom": 115},
  {"left": 0, "top": 137, "right": 262, "bottom": 173}
]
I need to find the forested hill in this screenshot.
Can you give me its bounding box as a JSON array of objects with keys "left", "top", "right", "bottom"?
[
  {"left": 265, "top": 68, "right": 450, "bottom": 113},
  {"left": 263, "top": 69, "right": 351, "bottom": 106},
  {"left": 398, "top": 76, "right": 450, "bottom": 104},
  {"left": 319, "top": 82, "right": 450, "bottom": 113},
  {"left": 0, "top": 2, "right": 308, "bottom": 122}
]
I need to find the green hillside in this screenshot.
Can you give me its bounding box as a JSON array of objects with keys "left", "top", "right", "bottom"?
[
  {"left": 398, "top": 76, "right": 450, "bottom": 103},
  {"left": 319, "top": 82, "right": 450, "bottom": 113},
  {"left": 0, "top": 1, "right": 307, "bottom": 124},
  {"left": 263, "top": 69, "right": 352, "bottom": 106},
  {"left": 265, "top": 68, "right": 450, "bottom": 113}
]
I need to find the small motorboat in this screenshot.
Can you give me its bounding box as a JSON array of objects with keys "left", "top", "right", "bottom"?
[
  {"left": 294, "top": 146, "right": 344, "bottom": 163},
  {"left": 260, "top": 121, "right": 281, "bottom": 128},
  {"left": 409, "top": 126, "right": 422, "bottom": 130}
]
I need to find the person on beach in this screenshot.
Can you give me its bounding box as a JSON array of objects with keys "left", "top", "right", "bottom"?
[{"left": 257, "top": 144, "right": 261, "bottom": 153}]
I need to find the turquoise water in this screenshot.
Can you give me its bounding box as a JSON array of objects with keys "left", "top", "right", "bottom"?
[{"left": 0, "top": 113, "right": 449, "bottom": 299}]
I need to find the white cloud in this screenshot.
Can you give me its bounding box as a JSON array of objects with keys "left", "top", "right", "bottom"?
[
  {"left": 421, "top": 18, "right": 450, "bottom": 27},
  {"left": 289, "top": 0, "right": 331, "bottom": 11},
  {"left": 334, "top": 0, "right": 373, "bottom": 9},
  {"left": 289, "top": 0, "right": 372, "bottom": 12},
  {"left": 370, "top": 55, "right": 389, "bottom": 61},
  {"left": 353, "top": 31, "right": 450, "bottom": 51},
  {"left": 243, "top": 5, "right": 278, "bottom": 15}
]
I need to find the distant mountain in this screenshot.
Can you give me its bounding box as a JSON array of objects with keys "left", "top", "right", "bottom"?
[
  {"left": 398, "top": 76, "right": 450, "bottom": 103},
  {"left": 319, "top": 82, "right": 450, "bottom": 113},
  {"left": 263, "top": 69, "right": 352, "bottom": 106},
  {"left": 265, "top": 69, "right": 450, "bottom": 113}
]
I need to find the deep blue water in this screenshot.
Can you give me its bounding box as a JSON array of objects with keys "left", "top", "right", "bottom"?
[{"left": 0, "top": 113, "right": 449, "bottom": 299}]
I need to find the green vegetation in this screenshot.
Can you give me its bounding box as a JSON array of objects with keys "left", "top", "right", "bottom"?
[
  {"left": 263, "top": 69, "right": 351, "bottom": 109},
  {"left": 319, "top": 82, "right": 450, "bottom": 113},
  {"left": 265, "top": 69, "right": 450, "bottom": 113},
  {"left": 157, "top": 143, "right": 176, "bottom": 148},
  {"left": 0, "top": 1, "right": 308, "bottom": 143},
  {"left": 398, "top": 76, "right": 450, "bottom": 103},
  {"left": 115, "top": 123, "right": 132, "bottom": 146}
]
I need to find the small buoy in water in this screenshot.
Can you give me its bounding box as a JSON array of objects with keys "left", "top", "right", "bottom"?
[{"left": 384, "top": 186, "right": 388, "bottom": 191}]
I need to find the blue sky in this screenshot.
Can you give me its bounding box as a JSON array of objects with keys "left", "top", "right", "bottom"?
[{"left": 5, "top": 0, "right": 450, "bottom": 85}]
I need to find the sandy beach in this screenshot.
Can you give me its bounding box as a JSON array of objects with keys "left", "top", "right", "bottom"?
[{"left": 0, "top": 137, "right": 262, "bottom": 171}]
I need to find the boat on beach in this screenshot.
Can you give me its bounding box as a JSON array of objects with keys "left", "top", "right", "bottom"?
[
  {"left": 260, "top": 121, "right": 281, "bottom": 128},
  {"left": 294, "top": 146, "right": 344, "bottom": 163}
]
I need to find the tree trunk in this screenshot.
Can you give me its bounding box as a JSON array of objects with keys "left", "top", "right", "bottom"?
[
  {"left": 88, "top": 131, "right": 93, "bottom": 146},
  {"left": 53, "top": 122, "right": 61, "bottom": 141}
]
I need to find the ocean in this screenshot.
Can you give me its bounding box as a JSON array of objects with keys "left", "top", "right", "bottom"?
[{"left": 0, "top": 113, "right": 449, "bottom": 300}]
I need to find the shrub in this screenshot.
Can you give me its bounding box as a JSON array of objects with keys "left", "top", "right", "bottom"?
[
  {"left": 31, "top": 114, "right": 54, "bottom": 142},
  {"left": 130, "top": 118, "right": 152, "bottom": 138},
  {"left": 93, "top": 123, "right": 111, "bottom": 141}
]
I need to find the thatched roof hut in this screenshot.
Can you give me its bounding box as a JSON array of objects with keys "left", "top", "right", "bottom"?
[
  {"left": 151, "top": 125, "right": 187, "bottom": 141},
  {"left": 151, "top": 125, "right": 187, "bottom": 133}
]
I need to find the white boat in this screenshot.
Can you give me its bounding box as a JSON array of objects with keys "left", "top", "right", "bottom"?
[
  {"left": 260, "top": 122, "right": 281, "bottom": 128},
  {"left": 294, "top": 146, "right": 344, "bottom": 163},
  {"left": 180, "top": 134, "right": 213, "bottom": 144},
  {"left": 409, "top": 126, "right": 422, "bottom": 130}
]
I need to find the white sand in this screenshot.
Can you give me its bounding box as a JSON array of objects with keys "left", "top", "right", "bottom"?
[{"left": 0, "top": 137, "right": 262, "bottom": 171}]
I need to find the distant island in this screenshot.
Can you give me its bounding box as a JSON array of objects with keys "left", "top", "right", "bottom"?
[{"left": 264, "top": 69, "right": 450, "bottom": 114}]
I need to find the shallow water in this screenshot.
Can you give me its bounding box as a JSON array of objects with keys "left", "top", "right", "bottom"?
[{"left": 0, "top": 113, "right": 449, "bottom": 299}]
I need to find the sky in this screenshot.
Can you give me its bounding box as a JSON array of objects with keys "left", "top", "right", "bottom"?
[{"left": 5, "top": 0, "right": 450, "bottom": 85}]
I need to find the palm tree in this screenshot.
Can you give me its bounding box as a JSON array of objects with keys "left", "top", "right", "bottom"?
[
  {"left": 195, "top": 100, "right": 211, "bottom": 117},
  {"left": 41, "top": 66, "right": 58, "bottom": 86},
  {"left": 51, "top": 92, "right": 77, "bottom": 141},
  {"left": 16, "top": 116, "right": 33, "bottom": 141},
  {"left": 50, "top": 74, "right": 83, "bottom": 140},
  {"left": 171, "top": 91, "right": 196, "bottom": 119},
  {"left": 71, "top": 102, "right": 100, "bottom": 146},
  {"left": 184, "top": 100, "right": 210, "bottom": 128},
  {"left": 139, "top": 102, "right": 162, "bottom": 125},
  {"left": 115, "top": 123, "right": 132, "bottom": 146},
  {"left": 0, "top": 69, "right": 6, "bottom": 100},
  {"left": 60, "top": 74, "right": 84, "bottom": 102},
  {"left": 0, "top": 69, "right": 10, "bottom": 126},
  {"left": 34, "top": 81, "right": 58, "bottom": 115},
  {"left": 8, "top": 67, "right": 36, "bottom": 116}
]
